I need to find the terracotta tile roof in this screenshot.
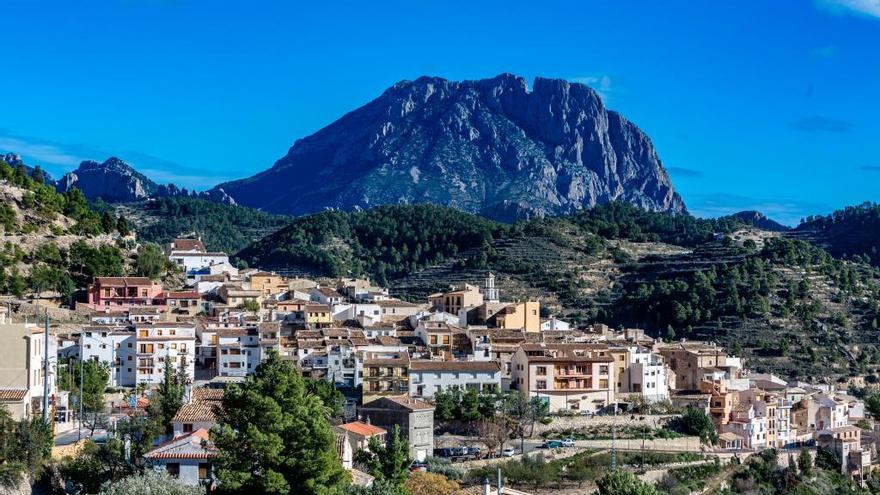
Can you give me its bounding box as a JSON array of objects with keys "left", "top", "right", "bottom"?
[
  {"left": 191, "top": 388, "right": 225, "bottom": 402},
  {"left": 0, "top": 388, "right": 27, "bottom": 401},
  {"left": 173, "top": 401, "right": 220, "bottom": 423},
  {"left": 337, "top": 421, "right": 386, "bottom": 437},
  {"left": 172, "top": 239, "right": 206, "bottom": 252},
  {"left": 166, "top": 291, "right": 200, "bottom": 299},
  {"left": 144, "top": 428, "right": 216, "bottom": 460}
]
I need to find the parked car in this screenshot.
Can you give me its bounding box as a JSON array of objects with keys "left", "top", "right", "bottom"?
[
  {"left": 540, "top": 440, "right": 563, "bottom": 449},
  {"left": 410, "top": 461, "right": 427, "bottom": 472},
  {"left": 501, "top": 447, "right": 516, "bottom": 457},
  {"left": 560, "top": 438, "right": 576, "bottom": 447}
]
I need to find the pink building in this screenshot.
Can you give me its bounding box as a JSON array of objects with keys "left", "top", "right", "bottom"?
[{"left": 84, "top": 277, "right": 165, "bottom": 311}]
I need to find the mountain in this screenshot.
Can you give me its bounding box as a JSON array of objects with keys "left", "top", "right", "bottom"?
[
  {"left": 725, "top": 211, "right": 789, "bottom": 232},
  {"left": 56, "top": 157, "right": 158, "bottom": 202},
  {"left": 791, "top": 202, "right": 880, "bottom": 266},
  {"left": 2, "top": 153, "right": 52, "bottom": 182},
  {"left": 212, "top": 74, "right": 686, "bottom": 221},
  {"left": 55, "top": 157, "right": 237, "bottom": 205}
]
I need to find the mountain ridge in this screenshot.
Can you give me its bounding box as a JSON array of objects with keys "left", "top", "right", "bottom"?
[{"left": 211, "top": 73, "right": 686, "bottom": 221}]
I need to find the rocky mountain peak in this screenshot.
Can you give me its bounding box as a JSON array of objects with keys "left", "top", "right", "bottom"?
[
  {"left": 212, "top": 74, "right": 685, "bottom": 220},
  {"left": 56, "top": 157, "right": 157, "bottom": 202}
]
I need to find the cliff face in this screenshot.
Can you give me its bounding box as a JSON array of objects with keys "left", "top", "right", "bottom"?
[
  {"left": 212, "top": 74, "right": 686, "bottom": 221},
  {"left": 56, "top": 157, "right": 157, "bottom": 202}
]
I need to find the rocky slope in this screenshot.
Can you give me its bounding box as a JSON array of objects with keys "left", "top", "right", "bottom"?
[
  {"left": 55, "top": 157, "right": 236, "bottom": 204},
  {"left": 212, "top": 74, "right": 686, "bottom": 221},
  {"left": 56, "top": 157, "right": 158, "bottom": 202}
]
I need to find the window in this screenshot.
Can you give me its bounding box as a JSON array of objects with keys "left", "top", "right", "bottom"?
[
  {"left": 599, "top": 379, "right": 608, "bottom": 388},
  {"left": 599, "top": 365, "right": 609, "bottom": 374},
  {"left": 183, "top": 423, "right": 193, "bottom": 433},
  {"left": 165, "top": 463, "right": 180, "bottom": 477},
  {"left": 536, "top": 380, "right": 547, "bottom": 390},
  {"left": 536, "top": 366, "right": 547, "bottom": 375},
  {"left": 198, "top": 463, "right": 211, "bottom": 480}
]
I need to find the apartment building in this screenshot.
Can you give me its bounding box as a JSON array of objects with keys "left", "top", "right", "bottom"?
[
  {"left": 414, "top": 320, "right": 469, "bottom": 360},
  {"left": 215, "top": 328, "right": 260, "bottom": 377},
  {"left": 134, "top": 323, "right": 196, "bottom": 387},
  {"left": 615, "top": 345, "right": 669, "bottom": 403},
  {"left": 80, "top": 326, "right": 136, "bottom": 387},
  {"left": 480, "top": 301, "right": 541, "bottom": 332},
  {"left": 358, "top": 396, "right": 434, "bottom": 461},
  {"left": 658, "top": 342, "right": 730, "bottom": 391},
  {"left": 165, "top": 291, "right": 201, "bottom": 317},
  {"left": 409, "top": 360, "right": 502, "bottom": 398},
  {"left": 510, "top": 343, "right": 615, "bottom": 413}
]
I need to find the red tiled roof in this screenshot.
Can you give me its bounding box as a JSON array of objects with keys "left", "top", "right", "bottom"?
[
  {"left": 166, "top": 291, "right": 200, "bottom": 299},
  {"left": 337, "top": 421, "right": 386, "bottom": 437},
  {"left": 172, "top": 239, "right": 206, "bottom": 252},
  {"left": 94, "top": 277, "right": 154, "bottom": 286},
  {"left": 144, "top": 428, "right": 216, "bottom": 460}
]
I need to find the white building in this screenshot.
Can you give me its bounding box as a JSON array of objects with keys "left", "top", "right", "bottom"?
[
  {"left": 409, "top": 361, "right": 502, "bottom": 398},
  {"left": 80, "top": 326, "right": 136, "bottom": 387},
  {"left": 617, "top": 346, "right": 669, "bottom": 403},
  {"left": 540, "top": 317, "right": 571, "bottom": 331},
  {"left": 169, "top": 251, "right": 231, "bottom": 284},
  {"left": 134, "top": 323, "right": 196, "bottom": 387}
]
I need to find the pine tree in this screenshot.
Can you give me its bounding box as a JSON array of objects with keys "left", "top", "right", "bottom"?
[
  {"left": 212, "top": 351, "right": 349, "bottom": 494},
  {"left": 149, "top": 358, "right": 186, "bottom": 435}
]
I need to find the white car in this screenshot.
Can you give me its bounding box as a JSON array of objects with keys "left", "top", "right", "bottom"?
[
  {"left": 501, "top": 447, "right": 516, "bottom": 457},
  {"left": 560, "top": 438, "right": 576, "bottom": 447}
]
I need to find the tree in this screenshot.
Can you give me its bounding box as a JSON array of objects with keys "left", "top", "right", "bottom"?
[
  {"left": 668, "top": 407, "right": 717, "bottom": 445},
  {"left": 354, "top": 425, "right": 410, "bottom": 487},
  {"left": 72, "top": 360, "right": 110, "bottom": 435},
  {"left": 242, "top": 298, "right": 261, "bottom": 313},
  {"left": 101, "top": 211, "right": 116, "bottom": 233},
  {"left": 403, "top": 471, "right": 459, "bottom": 495},
  {"left": 0, "top": 406, "right": 52, "bottom": 488},
  {"left": 116, "top": 215, "right": 131, "bottom": 236},
  {"left": 797, "top": 448, "right": 813, "bottom": 477},
  {"left": 98, "top": 469, "right": 203, "bottom": 495},
  {"left": 865, "top": 393, "right": 880, "bottom": 418},
  {"left": 134, "top": 242, "right": 168, "bottom": 279},
  {"left": 62, "top": 439, "right": 134, "bottom": 494},
  {"left": 503, "top": 392, "right": 549, "bottom": 452},
  {"left": 148, "top": 358, "right": 187, "bottom": 435},
  {"left": 212, "top": 351, "right": 349, "bottom": 494},
  {"left": 345, "top": 480, "right": 406, "bottom": 495},
  {"left": 304, "top": 377, "right": 345, "bottom": 419},
  {"left": 475, "top": 415, "right": 514, "bottom": 455},
  {"left": 596, "top": 470, "right": 660, "bottom": 495}
]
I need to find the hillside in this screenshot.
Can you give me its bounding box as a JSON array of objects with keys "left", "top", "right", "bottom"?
[
  {"left": 0, "top": 156, "right": 133, "bottom": 298},
  {"left": 791, "top": 201, "right": 880, "bottom": 266},
  {"left": 236, "top": 202, "right": 880, "bottom": 381},
  {"left": 212, "top": 74, "right": 685, "bottom": 221},
  {"left": 113, "top": 196, "right": 292, "bottom": 255}
]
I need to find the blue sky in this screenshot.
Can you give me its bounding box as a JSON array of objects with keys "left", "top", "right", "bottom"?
[{"left": 1, "top": 0, "right": 879, "bottom": 225}]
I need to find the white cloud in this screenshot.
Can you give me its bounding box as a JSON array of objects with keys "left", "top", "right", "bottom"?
[
  {"left": 816, "top": 0, "right": 880, "bottom": 18},
  {"left": 570, "top": 74, "right": 618, "bottom": 102},
  {"left": 0, "top": 135, "right": 85, "bottom": 168}
]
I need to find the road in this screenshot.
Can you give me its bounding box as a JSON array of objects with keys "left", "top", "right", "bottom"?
[{"left": 54, "top": 426, "right": 108, "bottom": 446}]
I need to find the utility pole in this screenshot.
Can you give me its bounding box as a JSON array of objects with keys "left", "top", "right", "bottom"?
[
  {"left": 78, "top": 353, "right": 84, "bottom": 441},
  {"left": 41, "top": 308, "right": 50, "bottom": 423}
]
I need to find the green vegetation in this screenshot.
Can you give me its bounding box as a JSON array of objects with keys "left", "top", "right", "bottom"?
[
  {"left": 666, "top": 407, "right": 718, "bottom": 445},
  {"left": 597, "top": 469, "right": 660, "bottom": 495},
  {"left": 131, "top": 196, "right": 292, "bottom": 255},
  {"left": 147, "top": 358, "right": 188, "bottom": 435},
  {"left": 0, "top": 158, "right": 128, "bottom": 236},
  {"left": 657, "top": 460, "right": 723, "bottom": 494},
  {"left": 211, "top": 351, "right": 349, "bottom": 494},
  {"left": 542, "top": 423, "right": 683, "bottom": 441},
  {"left": 97, "top": 470, "right": 203, "bottom": 495},
  {"left": 353, "top": 425, "right": 411, "bottom": 488},
  {"left": 720, "top": 448, "right": 875, "bottom": 494},
  {"left": 237, "top": 204, "right": 503, "bottom": 285},
  {"left": 799, "top": 201, "right": 880, "bottom": 266},
  {"left": 0, "top": 405, "right": 52, "bottom": 489},
  {"left": 132, "top": 242, "right": 170, "bottom": 279}
]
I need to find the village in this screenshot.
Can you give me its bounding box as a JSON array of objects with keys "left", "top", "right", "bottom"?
[{"left": 0, "top": 237, "right": 876, "bottom": 493}]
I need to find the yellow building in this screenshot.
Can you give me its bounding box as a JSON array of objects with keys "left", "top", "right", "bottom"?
[
  {"left": 249, "top": 271, "right": 287, "bottom": 297},
  {"left": 492, "top": 301, "right": 541, "bottom": 332},
  {"left": 305, "top": 304, "right": 333, "bottom": 328},
  {"left": 428, "top": 284, "right": 484, "bottom": 315}
]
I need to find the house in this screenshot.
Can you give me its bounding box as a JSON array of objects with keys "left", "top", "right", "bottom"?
[
  {"left": 658, "top": 342, "right": 730, "bottom": 391},
  {"left": 0, "top": 322, "right": 57, "bottom": 420},
  {"left": 480, "top": 301, "right": 541, "bottom": 332},
  {"left": 722, "top": 403, "right": 767, "bottom": 450},
  {"left": 334, "top": 421, "right": 386, "bottom": 468},
  {"left": 510, "top": 343, "right": 614, "bottom": 413},
  {"left": 168, "top": 240, "right": 231, "bottom": 284},
  {"left": 172, "top": 388, "right": 223, "bottom": 437},
  {"left": 614, "top": 345, "right": 669, "bottom": 403},
  {"left": 414, "top": 320, "right": 469, "bottom": 360},
  {"left": 166, "top": 238, "right": 206, "bottom": 255},
  {"left": 165, "top": 291, "right": 201, "bottom": 317},
  {"left": 358, "top": 396, "right": 434, "bottom": 461},
  {"left": 309, "top": 287, "right": 345, "bottom": 306},
  {"left": 817, "top": 426, "right": 870, "bottom": 479},
  {"left": 248, "top": 271, "right": 287, "bottom": 297},
  {"left": 305, "top": 304, "right": 333, "bottom": 328},
  {"left": 144, "top": 429, "right": 217, "bottom": 487},
  {"left": 362, "top": 351, "right": 410, "bottom": 403},
  {"left": 409, "top": 360, "right": 502, "bottom": 398},
  {"left": 218, "top": 285, "right": 261, "bottom": 309},
  {"left": 428, "top": 284, "right": 483, "bottom": 315},
  {"left": 215, "top": 328, "right": 259, "bottom": 377},
  {"left": 376, "top": 299, "right": 422, "bottom": 320},
  {"left": 84, "top": 277, "right": 164, "bottom": 311},
  {"left": 540, "top": 317, "right": 571, "bottom": 331}
]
